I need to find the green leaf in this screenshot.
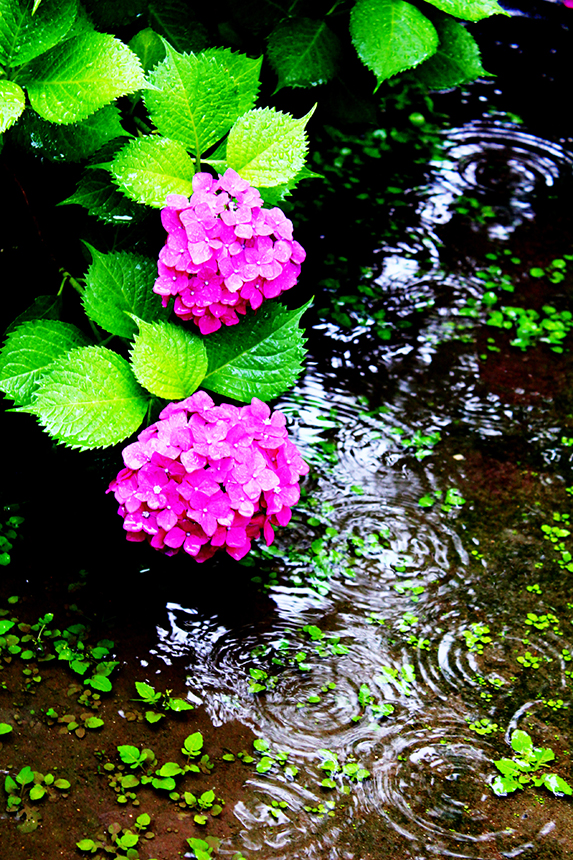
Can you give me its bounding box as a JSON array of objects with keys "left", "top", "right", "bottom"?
[
  {"left": 130, "top": 318, "right": 208, "bottom": 400},
  {"left": 83, "top": 248, "right": 167, "bottom": 338},
  {"left": 128, "top": 28, "right": 166, "bottom": 74},
  {"left": 145, "top": 44, "right": 240, "bottom": 157},
  {"left": 4, "top": 295, "right": 63, "bottom": 335},
  {"left": 145, "top": 711, "right": 163, "bottom": 723},
  {"left": 490, "top": 774, "right": 520, "bottom": 796},
  {"left": 182, "top": 732, "right": 204, "bottom": 755},
  {"left": 76, "top": 839, "right": 97, "bottom": 851},
  {"left": 86, "top": 674, "right": 112, "bottom": 691},
  {"left": 111, "top": 136, "right": 194, "bottom": 207},
  {"left": 0, "top": 619, "right": 15, "bottom": 634},
  {"left": 350, "top": 0, "right": 439, "bottom": 85},
  {"left": 201, "top": 47, "right": 262, "bottom": 115},
  {"left": 421, "top": 0, "right": 509, "bottom": 22},
  {"left": 85, "top": 717, "right": 104, "bottom": 729},
  {"left": 266, "top": 17, "right": 341, "bottom": 90},
  {"left": 226, "top": 106, "right": 314, "bottom": 187},
  {"left": 13, "top": 105, "right": 127, "bottom": 163},
  {"left": 257, "top": 164, "right": 321, "bottom": 207},
  {"left": 116, "top": 830, "right": 139, "bottom": 849},
  {"left": 23, "top": 31, "right": 146, "bottom": 124},
  {"left": 0, "top": 81, "right": 26, "bottom": 133},
  {"left": 168, "top": 698, "right": 194, "bottom": 711},
  {"left": 415, "top": 16, "right": 491, "bottom": 90},
  {"left": 148, "top": 0, "right": 209, "bottom": 54},
  {"left": 31, "top": 346, "right": 148, "bottom": 450},
  {"left": 0, "top": 320, "right": 90, "bottom": 406},
  {"left": 511, "top": 730, "right": 533, "bottom": 755},
  {"left": 17, "top": 766, "right": 35, "bottom": 785},
  {"left": 152, "top": 776, "right": 176, "bottom": 790},
  {"left": 118, "top": 745, "right": 142, "bottom": 765},
  {"left": 0, "top": 722, "right": 13, "bottom": 735},
  {"left": 29, "top": 783, "right": 46, "bottom": 801},
  {"left": 59, "top": 169, "right": 147, "bottom": 225},
  {"left": 135, "top": 681, "right": 158, "bottom": 701},
  {"left": 0, "top": 0, "right": 77, "bottom": 67},
  {"left": 202, "top": 300, "right": 309, "bottom": 402},
  {"left": 543, "top": 773, "right": 573, "bottom": 796},
  {"left": 157, "top": 762, "right": 183, "bottom": 777}
]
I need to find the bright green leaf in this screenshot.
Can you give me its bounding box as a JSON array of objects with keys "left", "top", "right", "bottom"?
[
  {"left": 201, "top": 47, "right": 262, "bottom": 115},
  {"left": 0, "top": 0, "right": 77, "bottom": 67},
  {"left": 350, "top": 0, "right": 438, "bottom": 85},
  {"left": 267, "top": 17, "right": 341, "bottom": 90},
  {"left": 83, "top": 248, "right": 167, "bottom": 338},
  {"left": 543, "top": 773, "right": 573, "bottom": 796},
  {"left": 148, "top": 0, "right": 209, "bottom": 54},
  {"left": 145, "top": 44, "right": 242, "bottom": 157},
  {"left": 226, "top": 105, "right": 314, "bottom": 187},
  {"left": 117, "top": 831, "right": 139, "bottom": 849},
  {"left": 111, "top": 136, "right": 194, "bottom": 207},
  {"left": 0, "top": 320, "right": 90, "bottom": 406},
  {"left": 157, "top": 762, "right": 183, "bottom": 777},
  {"left": 0, "top": 81, "right": 26, "bottom": 133},
  {"left": 85, "top": 717, "right": 104, "bottom": 729},
  {"left": 0, "top": 723, "right": 13, "bottom": 735},
  {"left": 511, "top": 730, "right": 533, "bottom": 755},
  {"left": 146, "top": 710, "right": 163, "bottom": 723},
  {"left": 23, "top": 31, "right": 146, "bottom": 124},
  {"left": 128, "top": 27, "right": 166, "bottom": 73},
  {"left": 182, "top": 732, "right": 204, "bottom": 755},
  {"left": 31, "top": 346, "right": 148, "bottom": 450},
  {"left": 118, "top": 745, "right": 142, "bottom": 765},
  {"left": 29, "top": 783, "right": 46, "bottom": 800},
  {"left": 76, "top": 839, "right": 97, "bottom": 850},
  {"left": 168, "top": 698, "right": 194, "bottom": 711},
  {"left": 202, "top": 300, "right": 309, "bottom": 402},
  {"left": 86, "top": 674, "right": 112, "bottom": 691},
  {"left": 152, "top": 776, "right": 176, "bottom": 790},
  {"left": 0, "top": 620, "right": 15, "bottom": 634},
  {"left": 17, "top": 766, "right": 35, "bottom": 785},
  {"left": 59, "top": 169, "right": 147, "bottom": 225},
  {"left": 415, "top": 16, "right": 491, "bottom": 90},
  {"left": 13, "top": 105, "right": 127, "bottom": 162},
  {"left": 135, "top": 681, "right": 158, "bottom": 701},
  {"left": 130, "top": 318, "right": 208, "bottom": 400},
  {"left": 421, "top": 0, "right": 509, "bottom": 22}
]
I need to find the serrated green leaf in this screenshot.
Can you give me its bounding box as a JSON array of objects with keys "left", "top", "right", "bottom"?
[
  {"left": 257, "top": 164, "right": 321, "bottom": 207},
  {"left": 201, "top": 47, "right": 262, "bottom": 115},
  {"left": 128, "top": 28, "right": 166, "bottom": 73},
  {"left": 83, "top": 248, "right": 167, "bottom": 338},
  {"left": 0, "top": 320, "right": 90, "bottom": 406},
  {"left": 13, "top": 105, "right": 127, "bottom": 163},
  {"left": 23, "top": 31, "right": 146, "bottom": 124},
  {"left": 267, "top": 17, "right": 341, "bottom": 90},
  {"left": 421, "top": 0, "right": 509, "bottom": 22},
  {"left": 350, "top": 0, "right": 438, "bottom": 85},
  {"left": 145, "top": 45, "right": 240, "bottom": 158},
  {"left": 148, "top": 0, "right": 209, "bottom": 54},
  {"left": 31, "top": 345, "right": 148, "bottom": 450},
  {"left": 202, "top": 300, "right": 309, "bottom": 401},
  {"left": 415, "top": 16, "right": 491, "bottom": 90},
  {"left": 0, "top": 81, "right": 25, "bottom": 133},
  {"left": 226, "top": 106, "right": 314, "bottom": 187},
  {"left": 111, "top": 136, "right": 194, "bottom": 207},
  {"left": 130, "top": 319, "right": 208, "bottom": 399},
  {"left": 0, "top": 0, "right": 77, "bottom": 67},
  {"left": 59, "top": 168, "right": 147, "bottom": 225}
]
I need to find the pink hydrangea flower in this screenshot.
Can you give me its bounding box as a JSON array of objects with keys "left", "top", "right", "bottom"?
[
  {"left": 108, "top": 392, "right": 309, "bottom": 562},
  {"left": 154, "top": 169, "right": 306, "bottom": 335}
]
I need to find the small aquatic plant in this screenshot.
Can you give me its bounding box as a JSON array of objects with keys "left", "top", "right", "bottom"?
[{"left": 108, "top": 391, "right": 309, "bottom": 561}]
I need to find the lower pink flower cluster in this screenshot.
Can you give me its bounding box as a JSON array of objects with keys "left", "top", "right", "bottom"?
[
  {"left": 154, "top": 168, "right": 306, "bottom": 335},
  {"left": 108, "top": 391, "right": 308, "bottom": 563}
]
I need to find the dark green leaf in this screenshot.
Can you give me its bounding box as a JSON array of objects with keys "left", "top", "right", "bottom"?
[
  {"left": 145, "top": 44, "right": 241, "bottom": 158},
  {"left": 4, "top": 295, "right": 62, "bottom": 335},
  {"left": 83, "top": 248, "right": 167, "bottom": 338},
  {"left": 421, "top": 0, "right": 509, "bottom": 22},
  {"left": 148, "top": 0, "right": 209, "bottom": 54},
  {"left": 111, "top": 136, "right": 194, "bottom": 207},
  {"left": 13, "top": 105, "right": 127, "bottom": 162},
  {"left": 226, "top": 106, "right": 314, "bottom": 187},
  {"left": 257, "top": 164, "right": 321, "bottom": 207},
  {"left": 59, "top": 169, "right": 147, "bottom": 225},
  {"left": 415, "top": 16, "right": 491, "bottom": 90},
  {"left": 23, "top": 31, "right": 146, "bottom": 124},
  {"left": 31, "top": 345, "right": 148, "bottom": 450},
  {"left": 130, "top": 318, "right": 208, "bottom": 400},
  {"left": 0, "top": 0, "right": 77, "bottom": 67},
  {"left": 128, "top": 28, "right": 166, "bottom": 73},
  {"left": 0, "top": 81, "right": 26, "bottom": 132},
  {"left": 0, "top": 320, "right": 90, "bottom": 406},
  {"left": 82, "top": 0, "right": 146, "bottom": 28},
  {"left": 202, "top": 300, "right": 309, "bottom": 402},
  {"left": 267, "top": 17, "right": 341, "bottom": 90},
  {"left": 350, "top": 0, "right": 438, "bottom": 85}
]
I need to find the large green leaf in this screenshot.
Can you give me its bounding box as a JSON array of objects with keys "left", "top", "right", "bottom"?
[
  {"left": 128, "top": 28, "right": 166, "bottom": 74},
  {"left": 22, "top": 31, "right": 146, "bottom": 124},
  {"left": 415, "top": 17, "right": 491, "bottom": 90},
  {"left": 0, "top": 81, "right": 25, "bottom": 133},
  {"left": 201, "top": 47, "right": 262, "bottom": 115},
  {"left": 202, "top": 300, "right": 309, "bottom": 401},
  {"left": 130, "top": 319, "right": 208, "bottom": 399},
  {"left": 148, "top": 0, "right": 209, "bottom": 54},
  {"left": 421, "top": 0, "right": 509, "bottom": 22},
  {"left": 111, "top": 136, "right": 194, "bottom": 207},
  {"left": 31, "top": 346, "right": 148, "bottom": 450},
  {"left": 350, "top": 0, "right": 438, "bottom": 85},
  {"left": 0, "top": 0, "right": 77, "bottom": 67},
  {"left": 13, "top": 105, "right": 127, "bottom": 162},
  {"left": 59, "top": 169, "right": 147, "bottom": 225},
  {"left": 226, "top": 106, "right": 314, "bottom": 188},
  {"left": 145, "top": 45, "right": 240, "bottom": 158},
  {"left": 0, "top": 320, "right": 90, "bottom": 406},
  {"left": 83, "top": 248, "right": 167, "bottom": 338},
  {"left": 266, "top": 18, "right": 341, "bottom": 90}
]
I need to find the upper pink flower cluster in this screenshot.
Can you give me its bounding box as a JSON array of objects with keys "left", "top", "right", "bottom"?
[
  {"left": 108, "top": 391, "right": 309, "bottom": 563},
  {"left": 154, "top": 168, "right": 306, "bottom": 335}
]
